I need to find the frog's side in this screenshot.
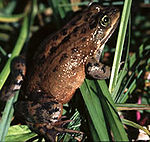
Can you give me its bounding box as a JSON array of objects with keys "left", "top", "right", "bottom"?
[
  {"left": 24, "top": 3, "right": 119, "bottom": 104},
  {"left": 2, "top": 3, "right": 120, "bottom": 142}
]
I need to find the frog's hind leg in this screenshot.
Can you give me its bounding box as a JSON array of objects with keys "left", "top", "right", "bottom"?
[
  {"left": 1, "top": 56, "right": 26, "bottom": 101},
  {"left": 16, "top": 100, "right": 83, "bottom": 142},
  {"left": 86, "top": 57, "right": 111, "bottom": 79}
]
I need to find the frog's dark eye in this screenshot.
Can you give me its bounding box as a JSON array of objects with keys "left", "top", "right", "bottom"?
[{"left": 100, "top": 15, "right": 110, "bottom": 27}]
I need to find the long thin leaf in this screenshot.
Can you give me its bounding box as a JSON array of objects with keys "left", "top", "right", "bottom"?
[
  {"left": 0, "top": 13, "right": 25, "bottom": 22},
  {"left": 116, "top": 104, "right": 150, "bottom": 110},
  {"left": 97, "top": 80, "right": 129, "bottom": 141},
  {"left": 112, "top": 17, "right": 131, "bottom": 102},
  {"left": 119, "top": 70, "right": 143, "bottom": 103},
  {"left": 109, "top": 0, "right": 132, "bottom": 93},
  {"left": 80, "top": 79, "right": 110, "bottom": 141},
  {"left": 122, "top": 119, "right": 150, "bottom": 136}
]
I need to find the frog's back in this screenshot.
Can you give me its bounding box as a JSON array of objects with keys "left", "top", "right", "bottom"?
[
  {"left": 24, "top": 3, "right": 120, "bottom": 104},
  {"left": 25, "top": 5, "right": 98, "bottom": 103}
]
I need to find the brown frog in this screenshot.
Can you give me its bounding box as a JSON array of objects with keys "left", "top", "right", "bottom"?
[{"left": 2, "top": 2, "right": 120, "bottom": 142}]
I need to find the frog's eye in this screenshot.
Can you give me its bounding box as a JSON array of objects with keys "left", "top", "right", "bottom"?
[{"left": 100, "top": 15, "right": 110, "bottom": 27}]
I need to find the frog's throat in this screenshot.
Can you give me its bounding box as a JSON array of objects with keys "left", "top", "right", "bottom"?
[{"left": 96, "top": 17, "right": 119, "bottom": 55}]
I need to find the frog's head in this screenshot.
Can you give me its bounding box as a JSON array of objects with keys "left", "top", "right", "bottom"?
[{"left": 81, "top": 3, "right": 120, "bottom": 52}]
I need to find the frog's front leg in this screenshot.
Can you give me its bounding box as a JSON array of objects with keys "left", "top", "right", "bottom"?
[
  {"left": 16, "top": 100, "right": 82, "bottom": 142},
  {"left": 86, "top": 57, "right": 111, "bottom": 79},
  {"left": 1, "top": 56, "right": 26, "bottom": 101}
]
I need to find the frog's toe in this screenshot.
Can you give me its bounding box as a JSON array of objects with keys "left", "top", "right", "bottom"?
[{"left": 27, "top": 121, "right": 83, "bottom": 142}]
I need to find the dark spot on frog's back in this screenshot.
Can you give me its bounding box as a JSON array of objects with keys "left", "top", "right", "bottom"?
[
  {"left": 38, "top": 56, "right": 46, "bottom": 65},
  {"left": 50, "top": 46, "right": 57, "bottom": 55},
  {"left": 72, "top": 27, "right": 79, "bottom": 33},
  {"left": 84, "top": 17, "right": 88, "bottom": 22},
  {"left": 30, "top": 101, "right": 39, "bottom": 107},
  {"left": 71, "top": 15, "right": 82, "bottom": 25},
  {"left": 52, "top": 35, "right": 58, "bottom": 41},
  {"left": 59, "top": 53, "right": 68, "bottom": 63},
  {"left": 61, "top": 35, "right": 70, "bottom": 44},
  {"left": 89, "top": 21, "right": 97, "bottom": 29},
  {"left": 52, "top": 65, "right": 58, "bottom": 72},
  {"left": 38, "top": 72, "right": 43, "bottom": 78},
  {"left": 61, "top": 28, "right": 67, "bottom": 36},
  {"left": 81, "top": 28, "right": 86, "bottom": 34},
  {"left": 82, "top": 37, "right": 86, "bottom": 42},
  {"left": 84, "top": 12, "right": 91, "bottom": 21}
]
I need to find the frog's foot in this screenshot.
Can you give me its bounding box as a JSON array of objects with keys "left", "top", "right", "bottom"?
[
  {"left": 86, "top": 57, "right": 111, "bottom": 79},
  {"left": 52, "top": 118, "right": 82, "bottom": 134},
  {"left": 27, "top": 120, "right": 83, "bottom": 142},
  {"left": 16, "top": 100, "right": 83, "bottom": 141},
  {"left": 1, "top": 56, "right": 26, "bottom": 101},
  {"left": 52, "top": 121, "right": 83, "bottom": 142}
]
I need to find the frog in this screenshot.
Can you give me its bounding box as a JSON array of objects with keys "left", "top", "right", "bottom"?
[{"left": 1, "top": 2, "right": 120, "bottom": 142}]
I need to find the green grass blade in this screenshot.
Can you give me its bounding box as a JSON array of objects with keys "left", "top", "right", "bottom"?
[
  {"left": 122, "top": 119, "right": 150, "bottom": 136},
  {"left": 60, "top": 0, "right": 72, "bottom": 13},
  {"left": 114, "top": 42, "right": 147, "bottom": 103},
  {"left": 0, "top": 13, "right": 25, "bottom": 23},
  {"left": 0, "top": 92, "right": 19, "bottom": 141},
  {"left": 80, "top": 79, "right": 129, "bottom": 141},
  {"left": 59, "top": 2, "right": 89, "bottom": 7},
  {"left": 119, "top": 70, "right": 143, "bottom": 103},
  {"left": 97, "top": 80, "right": 129, "bottom": 141},
  {"left": 29, "top": 0, "right": 38, "bottom": 28},
  {"left": 116, "top": 103, "right": 150, "bottom": 111},
  {"left": 1, "top": 1, "right": 16, "bottom": 15},
  {"left": 88, "top": 120, "right": 99, "bottom": 141},
  {"left": 0, "top": 46, "right": 7, "bottom": 56},
  {"left": 48, "top": 0, "right": 62, "bottom": 23},
  {"left": 80, "top": 79, "right": 110, "bottom": 141},
  {"left": 112, "top": 17, "right": 131, "bottom": 102},
  {"left": 63, "top": 111, "right": 81, "bottom": 142},
  {"left": 0, "top": 24, "right": 14, "bottom": 31},
  {"left": 109, "top": 0, "right": 132, "bottom": 93}
]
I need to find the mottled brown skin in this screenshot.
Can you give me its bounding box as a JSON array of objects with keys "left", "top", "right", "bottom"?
[
  {"left": 1, "top": 56, "right": 26, "bottom": 101},
  {"left": 2, "top": 3, "right": 120, "bottom": 142},
  {"left": 25, "top": 3, "right": 120, "bottom": 104}
]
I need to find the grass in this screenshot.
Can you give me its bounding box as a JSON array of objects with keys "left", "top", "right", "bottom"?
[
  {"left": 109, "top": 0, "right": 132, "bottom": 93},
  {"left": 0, "top": 0, "right": 150, "bottom": 141}
]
